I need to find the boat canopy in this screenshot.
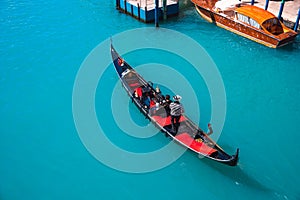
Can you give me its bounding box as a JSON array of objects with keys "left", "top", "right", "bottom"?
[
  {"left": 235, "top": 5, "right": 276, "bottom": 24},
  {"left": 235, "top": 5, "right": 284, "bottom": 35},
  {"left": 214, "top": 0, "right": 241, "bottom": 11}
]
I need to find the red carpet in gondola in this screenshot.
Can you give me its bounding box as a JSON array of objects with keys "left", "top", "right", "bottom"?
[
  {"left": 151, "top": 115, "right": 186, "bottom": 127},
  {"left": 175, "top": 133, "right": 217, "bottom": 155}
]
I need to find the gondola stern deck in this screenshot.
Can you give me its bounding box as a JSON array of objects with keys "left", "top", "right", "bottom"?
[{"left": 110, "top": 44, "right": 133, "bottom": 78}]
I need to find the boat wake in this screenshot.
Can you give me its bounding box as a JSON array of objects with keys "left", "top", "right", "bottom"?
[{"left": 202, "top": 158, "right": 271, "bottom": 193}]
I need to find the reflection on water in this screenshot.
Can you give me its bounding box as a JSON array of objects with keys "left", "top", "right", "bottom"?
[{"left": 204, "top": 159, "right": 271, "bottom": 192}]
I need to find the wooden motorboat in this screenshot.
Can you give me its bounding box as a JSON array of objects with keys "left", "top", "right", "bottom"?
[
  {"left": 191, "top": 0, "right": 298, "bottom": 48},
  {"left": 110, "top": 43, "right": 239, "bottom": 166}
]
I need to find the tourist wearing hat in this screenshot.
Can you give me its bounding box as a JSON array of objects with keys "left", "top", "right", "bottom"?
[{"left": 169, "top": 95, "right": 184, "bottom": 134}]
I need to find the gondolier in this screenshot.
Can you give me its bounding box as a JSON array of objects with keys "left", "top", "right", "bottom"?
[{"left": 170, "top": 95, "right": 184, "bottom": 133}]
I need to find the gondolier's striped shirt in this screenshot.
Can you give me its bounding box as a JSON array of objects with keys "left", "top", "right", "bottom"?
[{"left": 170, "top": 102, "right": 184, "bottom": 116}]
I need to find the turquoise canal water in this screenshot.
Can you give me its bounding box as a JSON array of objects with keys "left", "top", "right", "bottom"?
[{"left": 1, "top": 0, "right": 300, "bottom": 199}]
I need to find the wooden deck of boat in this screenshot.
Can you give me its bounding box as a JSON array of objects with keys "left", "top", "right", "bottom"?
[
  {"left": 116, "top": 0, "right": 179, "bottom": 23},
  {"left": 126, "top": 0, "right": 178, "bottom": 10}
]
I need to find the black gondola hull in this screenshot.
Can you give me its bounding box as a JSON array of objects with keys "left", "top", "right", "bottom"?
[{"left": 110, "top": 44, "right": 239, "bottom": 166}]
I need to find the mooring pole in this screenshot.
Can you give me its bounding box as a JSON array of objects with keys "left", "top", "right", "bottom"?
[
  {"left": 155, "top": 0, "right": 159, "bottom": 27},
  {"left": 294, "top": 8, "right": 300, "bottom": 31},
  {"left": 124, "top": 0, "right": 127, "bottom": 13},
  {"left": 264, "top": 0, "right": 269, "bottom": 10},
  {"left": 163, "top": 0, "right": 167, "bottom": 20},
  {"left": 277, "top": 0, "right": 285, "bottom": 21},
  {"left": 138, "top": 3, "right": 141, "bottom": 20},
  {"left": 116, "top": 0, "right": 120, "bottom": 9}
]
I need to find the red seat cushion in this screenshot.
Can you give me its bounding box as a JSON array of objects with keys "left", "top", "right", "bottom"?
[{"left": 134, "top": 87, "right": 142, "bottom": 97}]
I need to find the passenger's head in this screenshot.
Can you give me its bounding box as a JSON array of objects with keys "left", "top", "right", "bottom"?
[
  {"left": 173, "top": 95, "right": 182, "bottom": 101},
  {"left": 165, "top": 95, "right": 170, "bottom": 100}
]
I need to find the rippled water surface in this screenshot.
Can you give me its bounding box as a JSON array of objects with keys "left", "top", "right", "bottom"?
[{"left": 1, "top": 1, "right": 300, "bottom": 199}]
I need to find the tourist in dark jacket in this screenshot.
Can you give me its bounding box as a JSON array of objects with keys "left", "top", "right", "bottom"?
[{"left": 163, "top": 94, "right": 172, "bottom": 116}]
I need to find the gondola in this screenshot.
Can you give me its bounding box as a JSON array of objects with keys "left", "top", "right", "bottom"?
[{"left": 110, "top": 43, "right": 239, "bottom": 166}]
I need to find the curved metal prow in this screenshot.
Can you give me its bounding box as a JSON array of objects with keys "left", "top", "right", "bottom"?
[{"left": 228, "top": 148, "right": 239, "bottom": 166}]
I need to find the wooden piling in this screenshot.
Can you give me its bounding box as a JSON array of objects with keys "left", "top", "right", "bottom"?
[
  {"left": 124, "top": 0, "right": 127, "bottom": 13},
  {"left": 138, "top": 3, "right": 141, "bottom": 20},
  {"left": 294, "top": 8, "right": 300, "bottom": 31},
  {"left": 155, "top": 0, "right": 159, "bottom": 27},
  {"left": 163, "top": 0, "right": 167, "bottom": 20},
  {"left": 277, "top": 0, "right": 285, "bottom": 21},
  {"left": 116, "top": 0, "right": 120, "bottom": 9},
  {"left": 264, "top": 0, "right": 269, "bottom": 10}
]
